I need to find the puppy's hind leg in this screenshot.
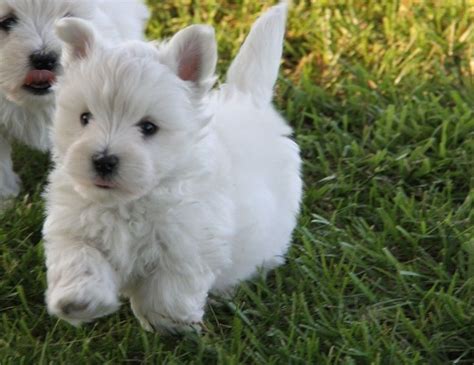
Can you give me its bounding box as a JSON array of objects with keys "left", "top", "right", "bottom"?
[{"left": 0, "top": 134, "right": 20, "bottom": 207}]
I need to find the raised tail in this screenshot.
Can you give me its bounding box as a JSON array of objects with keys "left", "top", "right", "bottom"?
[{"left": 226, "top": 1, "right": 288, "bottom": 105}]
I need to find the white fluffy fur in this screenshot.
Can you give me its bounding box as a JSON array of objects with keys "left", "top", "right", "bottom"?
[
  {"left": 43, "top": 1, "right": 302, "bottom": 333},
  {"left": 0, "top": 0, "right": 148, "bottom": 203}
]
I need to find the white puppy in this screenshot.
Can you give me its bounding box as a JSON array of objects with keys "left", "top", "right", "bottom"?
[
  {"left": 43, "top": 1, "right": 302, "bottom": 333},
  {"left": 0, "top": 0, "right": 148, "bottom": 204}
]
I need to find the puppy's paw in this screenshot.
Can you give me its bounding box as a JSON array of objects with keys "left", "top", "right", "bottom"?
[
  {"left": 149, "top": 316, "right": 203, "bottom": 335},
  {"left": 133, "top": 307, "right": 203, "bottom": 335},
  {"left": 47, "top": 278, "right": 119, "bottom": 325},
  {"left": 0, "top": 171, "right": 21, "bottom": 209}
]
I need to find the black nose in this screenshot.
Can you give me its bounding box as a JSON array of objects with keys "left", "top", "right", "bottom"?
[
  {"left": 29, "top": 51, "right": 58, "bottom": 71},
  {"left": 92, "top": 154, "right": 119, "bottom": 177}
]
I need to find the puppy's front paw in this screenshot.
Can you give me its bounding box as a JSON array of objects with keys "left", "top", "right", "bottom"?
[
  {"left": 0, "top": 171, "right": 21, "bottom": 209},
  {"left": 47, "top": 278, "right": 119, "bottom": 326},
  {"left": 148, "top": 315, "right": 203, "bottom": 335},
  {"left": 131, "top": 303, "right": 203, "bottom": 335}
]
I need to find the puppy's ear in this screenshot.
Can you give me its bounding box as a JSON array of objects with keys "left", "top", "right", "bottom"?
[
  {"left": 160, "top": 25, "right": 217, "bottom": 93},
  {"left": 56, "top": 18, "right": 97, "bottom": 62}
]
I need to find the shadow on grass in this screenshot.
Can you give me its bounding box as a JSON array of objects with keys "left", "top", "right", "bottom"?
[{"left": 11, "top": 142, "right": 51, "bottom": 195}]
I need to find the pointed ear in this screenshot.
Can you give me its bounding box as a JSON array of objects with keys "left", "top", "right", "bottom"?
[
  {"left": 55, "top": 18, "right": 97, "bottom": 62},
  {"left": 160, "top": 25, "right": 217, "bottom": 93}
]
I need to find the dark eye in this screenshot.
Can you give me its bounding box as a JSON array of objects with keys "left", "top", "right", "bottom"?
[
  {"left": 137, "top": 120, "right": 159, "bottom": 137},
  {"left": 0, "top": 16, "right": 17, "bottom": 32},
  {"left": 80, "top": 112, "right": 92, "bottom": 126}
]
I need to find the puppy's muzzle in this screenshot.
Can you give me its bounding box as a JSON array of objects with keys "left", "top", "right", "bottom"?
[
  {"left": 92, "top": 153, "right": 120, "bottom": 177},
  {"left": 29, "top": 51, "right": 59, "bottom": 71},
  {"left": 23, "top": 51, "right": 59, "bottom": 95}
]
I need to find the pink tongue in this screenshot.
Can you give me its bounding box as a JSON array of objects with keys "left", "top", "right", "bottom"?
[{"left": 24, "top": 70, "right": 56, "bottom": 86}]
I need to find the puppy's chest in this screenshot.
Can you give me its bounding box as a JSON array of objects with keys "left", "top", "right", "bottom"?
[
  {"left": 0, "top": 97, "right": 51, "bottom": 150},
  {"left": 78, "top": 201, "right": 163, "bottom": 278}
]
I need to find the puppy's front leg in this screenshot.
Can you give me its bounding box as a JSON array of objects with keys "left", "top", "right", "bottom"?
[
  {"left": 0, "top": 134, "right": 20, "bottom": 206},
  {"left": 130, "top": 259, "right": 215, "bottom": 334},
  {"left": 45, "top": 239, "right": 120, "bottom": 326}
]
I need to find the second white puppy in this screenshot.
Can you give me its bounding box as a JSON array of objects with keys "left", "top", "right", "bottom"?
[
  {"left": 0, "top": 0, "right": 148, "bottom": 204},
  {"left": 43, "top": 2, "right": 302, "bottom": 333}
]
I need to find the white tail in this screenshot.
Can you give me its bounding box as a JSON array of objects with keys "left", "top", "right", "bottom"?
[{"left": 226, "top": 1, "right": 288, "bottom": 105}]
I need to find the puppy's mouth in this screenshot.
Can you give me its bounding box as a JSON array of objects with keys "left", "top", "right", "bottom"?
[
  {"left": 23, "top": 70, "right": 56, "bottom": 95},
  {"left": 93, "top": 177, "right": 118, "bottom": 190}
]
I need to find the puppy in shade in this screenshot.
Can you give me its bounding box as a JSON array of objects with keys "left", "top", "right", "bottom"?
[{"left": 0, "top": 0, "right": 148, "bottom": 205}]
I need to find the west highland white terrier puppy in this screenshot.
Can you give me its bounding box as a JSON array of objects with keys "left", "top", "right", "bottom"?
[
  {"left": 0, "top": 0, "right": 148, "bottom": 205},
  {"left": 43, "top": 1, "right": 302, "bottom": 333}
]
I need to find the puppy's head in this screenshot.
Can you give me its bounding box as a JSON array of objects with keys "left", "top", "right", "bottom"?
[
  {"left": 54, "top": 18, "right": 217, "bottom": 205},
  {"left": 0, "top": 0, "right": 102, "bottom": 105}
]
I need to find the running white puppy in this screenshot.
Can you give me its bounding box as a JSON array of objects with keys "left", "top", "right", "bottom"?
[
  {"left": 0, "top": 0, "right": 148, "bottom": 204},
  {"left": 44, "top": 1, "right": 302, "bottom": 333}
]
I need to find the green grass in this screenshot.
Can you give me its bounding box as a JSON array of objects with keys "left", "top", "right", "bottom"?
[{"left": 1, "top": 0, "right": 474, "bottom": 363}]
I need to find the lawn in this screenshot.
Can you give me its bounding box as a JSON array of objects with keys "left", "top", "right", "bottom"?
[{"left": 1, "top": 0, "right": 474, "bottom": 363}]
